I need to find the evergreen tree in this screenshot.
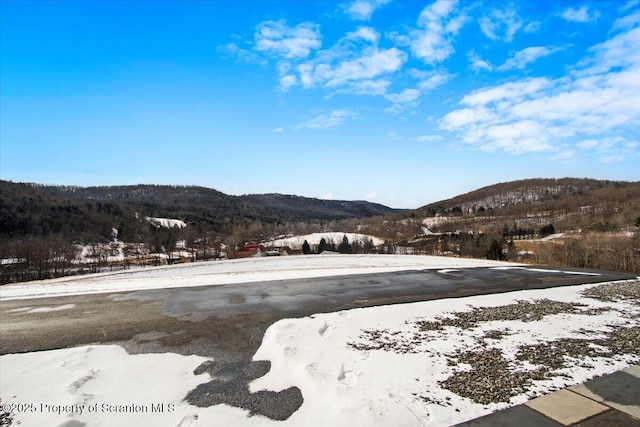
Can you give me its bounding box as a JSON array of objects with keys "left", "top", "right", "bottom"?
[
  {"left": 302, "top": 240, "right": 311, "bottom": 255},
  {"left": 338, "top": 235, "right": 352, "bottom": 254},
  {"left": 540, "top": 224, "right": 555, "bottom": 237},
  {"left": 486, "top": 238, "right": 506, "bottom": 261},
  {"left": 318, "top": 238, "right": 327, "bottom": 254}
]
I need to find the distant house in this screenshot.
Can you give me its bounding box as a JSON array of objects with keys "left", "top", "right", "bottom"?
[
  {"left": 231, "top": 244, "right": 266, "bottom": 259},
  {"left": 265, "top": 246, "right": 301, "bottom": 256},
  {"left": 229, "top": 244, "right": 302, "bottom": 258}
]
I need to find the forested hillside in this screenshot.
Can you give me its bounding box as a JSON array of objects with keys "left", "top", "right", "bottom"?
[
  {"left": 0, "top": 181, "right": 400, "bottom": 243},
  {"left": 417, "top": 178, "right": 640, "bottom": 224},
  {"left": 401, "top": 178, "right": 640, "bottom": 274}
]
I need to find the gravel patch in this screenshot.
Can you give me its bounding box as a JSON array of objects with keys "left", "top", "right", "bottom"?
[
  {"left": 414, "top": 299, "right": 607, "bottom": 332},
  {"left": 186, "top": 360, "right": 303, "bottom": 421},
  {"left": 348, "top": 280, "right": 640, "bottom": 406}
]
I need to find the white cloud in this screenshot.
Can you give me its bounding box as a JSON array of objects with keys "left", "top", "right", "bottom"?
[
  {"left": 255, "top": 20, "right": 321, "bottom": 59},
  {"left": 292, "top": 44, "right": 406, "bottom": 93},
  {"left": 385, "top": 88, "right": 421, "bottom": 103},
  {"left": 467, "top": 51, "right": 493, "bottom": 72},
  {"left": 347, "top": 27, "right": 379, "bottom": 43},
  {"left": 410, "top": 0, "right": 467, "bottom": 65},
  {"left": 478, "top": 120, "right": 555, "bottom": 153},
  {"left": 271, "top": 127, "right": 284, "bottom": 133},
  {"left": 343, "top": 0, "right": 390, "bottom": 21},
  {"left": 365, "top": 191, "right": 378, "bottom": 200},
  {"left": 439, "top": 17, "right": 640, "bottom": 161},
  {"left": 296, "top": 109, "right": 356, "bottom": 130},
  {"left": 460, "top": 77, "right": 550, "bottom": 106},
  {"left": 576, "top": 137, "right": 639, "bottom": 163},
  {"left": 336, "top": 79, "right": 391, "bottom": 96},
  {"left": 264, "top": 22, "right": 407, "bottom": 95},
  {"left": 577, "top": 139, "right": 600, "bottom": 149},
  {"left": 613, "top": 8, "right": 640, "bottom": 30},
  {"left": 417, "top": 72, "right": 455, "bottom": 91},
  {"left": 479, "top": 7, "right": 523, "bottom": 42},
  {"left": 323, "top": 192, "right": 335, "bottom": 200},
  {"left": 441, "top": 107, "right": 497, "bottom": 129},
  {"left": 578, "top": 26, "right": 640, "bottom": 74},
  {"left": 523, "top": 21, "right": 542, "bottom": 33},
  {"left": 323, "top": 48, "right": 407, "bottom": 87},
  {"left": 278, "top": 74, "right": 298, "bottom": 92},
  {"left": 217, "top": 42, "right": 267, "bottom": 66},
  {"left": 561, "top": 6, "right": 600, "bottom": 23},
  {"left": 498, "top": 46, "right": 561, "bottom": 70}
]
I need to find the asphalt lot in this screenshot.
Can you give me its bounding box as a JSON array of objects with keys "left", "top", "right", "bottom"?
[{"left": 1, "top": 266, "right": 635, "bottom": 419}]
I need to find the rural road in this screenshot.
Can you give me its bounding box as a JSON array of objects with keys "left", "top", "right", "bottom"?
[{"left": 1, "top": 266, "right": 635, "bottom": 419}]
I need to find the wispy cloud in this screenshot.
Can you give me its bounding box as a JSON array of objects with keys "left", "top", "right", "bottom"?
[
  {"left": 561, "top": 6, "right": 600, "bottom": 23},
  {"left": 498, "top": 46, "right": 562, "bottom": 70},
  {"left": 252, "top": 23, "right": 407, "bottom": 95},
  {"left": 296, "top": 109, "right": 356, "bottom": 130},
  {"left": 255, "top": 20, "right": 321, "bottom": 59},
  {"left": 578, "top": 137, "right": 639, "bottom": 163},
  {"left": 613, "top": 8, "right": 640, "bottom": 30},
  {"left": 342, "top": 0, "right": 390, "bottom": 21},
  {"left": 217, "top": 42, "right": 267, "bottom": 66},
  {"left": 467, "top": 51, "right": 493, "bottom": 72},
  {"left": 383, "top": 71, "right": 454, "bottom": 114},
  {"left": 385, "top": 88, "right": 421, "bottom": 104},
  {"left": 410, "top": 0, "right": 468, "bottom": 65},
  {"left": 417, "top": 71, "right": 455, "bottom": 90},
  {"left": 290, "top": 27, "right": 407, "bottom": 94},
  {"left": 479, "top": 7, "right": 523, "bottom": 42},
  {"left": 416, "top": 134, "right": 443, "bottom": 143}
]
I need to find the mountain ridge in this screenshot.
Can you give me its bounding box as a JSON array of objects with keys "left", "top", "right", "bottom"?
[
  {"left": 416, "top": 177, "right": 640, "bottom": 217},
  {"left": 0, "top": 181, "right": 402, "bottom": 242}
]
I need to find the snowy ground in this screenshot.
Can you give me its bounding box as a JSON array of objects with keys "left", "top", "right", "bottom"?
[
  {"left": 266, "top": 232, "right": 385, "bottom": 249},
  {"left": 0, "top": 254, "right": 515, "bottom": 300},
  {"left": 1, "top": 256, "right": 639, "bottom": 427}
]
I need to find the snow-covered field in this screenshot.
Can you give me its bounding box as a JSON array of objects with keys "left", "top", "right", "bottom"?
[
  {"left": 266, "top": 232, "right": 385, "bottom": 249},
  {"left": 0, "top": 254, "right": 515, "bottom": 300},
  {"left": 1, "top": 256, "right": 639, "bottom": 427}
]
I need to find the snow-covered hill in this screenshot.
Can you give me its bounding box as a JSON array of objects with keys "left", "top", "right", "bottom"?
[{"left": 266, "top": 232, "right": 385, "bottom": 249}]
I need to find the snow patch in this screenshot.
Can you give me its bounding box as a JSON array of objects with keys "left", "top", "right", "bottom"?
[
  {"left": 146, "top": 217, "right": 187, "bottom": 229},
  {"left": 266, "top": 232, "right": 385, "bottom": 249}
]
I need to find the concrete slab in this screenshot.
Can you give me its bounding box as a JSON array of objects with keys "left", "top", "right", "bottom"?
[
  {"left": 525, "top": 389, "right": 609, "bottom": 426},
  {"left": 569, "top": 371, "right": 640, "bottom": 419},
  {"left": 454, "top": 405, "right": 563, "bottom": 427},
  {"left": 624, "top": 365, "right": 640, "bottom": 379},
  {"left": 569, "top": 409, "right": 640, "bottom": 426}
]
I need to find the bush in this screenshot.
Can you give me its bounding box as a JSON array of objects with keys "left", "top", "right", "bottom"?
[{"left": 540, "top": 224, "right": 555, "bottom": 237}]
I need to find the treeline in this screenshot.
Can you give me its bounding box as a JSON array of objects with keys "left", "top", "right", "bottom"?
[
  {"left": 300, "top": 235, "right": 390, "bottom": 255},
  {"left": 0, "top": 237, "right": 80, "bottom": 283},
  {"left": 404, "top": 220, "right": 640, "bottom": 274},
  {"left": 529, "top": 232, "right": 640, "bottom": 273}
]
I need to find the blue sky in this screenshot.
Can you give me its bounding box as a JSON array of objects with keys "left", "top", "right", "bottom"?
[{"left": 1, "top": 0, "right": 639, "bottom": 209}]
